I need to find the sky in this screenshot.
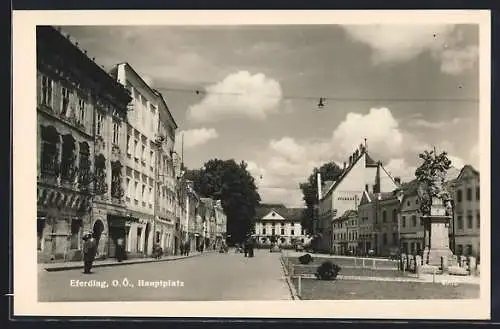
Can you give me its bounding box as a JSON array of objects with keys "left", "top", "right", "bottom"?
[{"left": 59, "top": 24, "right": 480, "bottom": 208}]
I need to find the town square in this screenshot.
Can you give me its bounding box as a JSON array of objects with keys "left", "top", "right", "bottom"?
[{"left": 34, "top": 21, "right": 481, "bottom": 302}]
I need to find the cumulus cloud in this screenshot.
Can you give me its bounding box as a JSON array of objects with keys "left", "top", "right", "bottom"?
[
  {"left": 331, "top": 107, "right": 404, "bottom": 158},
  {"left": 342, "top": 25, "right": 478, "bottom": 75},
  {"left": 249, "top": 107, "right": 468, "bottom": 206},
  {"left": 177, "top": 128, "right": 219, "bottom": 148},
  {"left": 187, "top": 71, "right": 283, "bottom": 122},
  {"left": 385, "top": 158, "right": 417, "bottom": 182}
]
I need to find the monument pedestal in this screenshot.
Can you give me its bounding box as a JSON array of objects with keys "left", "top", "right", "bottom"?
[{"left": 422, "top": 197, "right": 453, "bottom": 267}]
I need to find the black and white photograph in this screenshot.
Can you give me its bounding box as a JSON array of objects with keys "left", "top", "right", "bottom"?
[{"left": 13, "top": 10, "right": 490, "bottom": 319}]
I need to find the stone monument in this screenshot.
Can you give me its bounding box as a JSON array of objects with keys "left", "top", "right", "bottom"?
[{"left": 415, "top": 149, "right": 454, "bottom": 267}]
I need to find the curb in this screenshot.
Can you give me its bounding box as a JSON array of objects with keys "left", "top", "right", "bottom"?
[
  {"left": 43, "top": 253, "right": 202, "bottom": 272},
  {"left": 279, "top": 253, "right": 300, "bottom": 300}
]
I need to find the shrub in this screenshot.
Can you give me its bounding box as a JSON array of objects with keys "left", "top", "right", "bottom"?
[
  {"left": 298, "top": 253, "right": 313, "bottom": 265},
  {"left": 315, "top": 261, "right": 341, "bottom": 280}
]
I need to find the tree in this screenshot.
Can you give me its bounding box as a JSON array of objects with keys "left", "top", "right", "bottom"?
[
  {"left": 415, "top": 148, "right": 452, "bottom": 215},
  {"left": 185, "top": 159, "right": 261, "bottom": 244},
  {"left": 299, "top": 162, "right": 343, "bottom": 234}
]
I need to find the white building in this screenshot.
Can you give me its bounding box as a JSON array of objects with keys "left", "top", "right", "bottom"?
[
  {"left": 111, "top": 62, "right": 167, "bottom": 256},
  {"left": 317, "top": 143, "right": 398, "bottom": 253},
  {"left": 254, "top": 204, "right": 306, "bottom": 247}
]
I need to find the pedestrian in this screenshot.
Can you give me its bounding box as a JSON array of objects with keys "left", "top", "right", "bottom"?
[
  {"left": 116, "top": 237, "right": 125, "bottom": 262},
  {"left": 82, "top": 233, "right": 96, "bottom": 274},
  {"left": 185, "top": 241, "right": 190, "bottom": 256},
  {"left": 180, "top": 242, "right": 184, "bottom": 256},
  {"left": 249, "top": 237, "right": 255, "bottom": 258},
  {"left": 243, "top": 240, "right": 248, "bottom": 257}
]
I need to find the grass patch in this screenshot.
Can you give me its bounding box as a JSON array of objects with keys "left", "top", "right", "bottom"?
[{"left": 292, "top": 278, "right": 480, "bottom": 300}]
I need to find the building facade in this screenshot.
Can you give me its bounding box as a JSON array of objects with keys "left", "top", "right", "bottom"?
[
  {"left": 112, "top": 62, "right": 164, "bottom": 257},
  {"left": 450, "top": 165, "right": 480, "bottom": 258},
  {"left": 214, "top": 200, "right": 227, "bottom": 249},
  {"left": 36, "top": 26, "right": 131, "bottom": 262},
  {"left": 317, "top": 143, "right": 398, "bottom": 253},
  {"left": 254, "top": 205, "right": 305, "bottom": 247}
]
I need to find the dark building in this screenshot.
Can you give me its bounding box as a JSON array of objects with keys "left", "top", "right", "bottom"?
[{"left": 36, "top": 26, "right": 131, "bottom": 262}]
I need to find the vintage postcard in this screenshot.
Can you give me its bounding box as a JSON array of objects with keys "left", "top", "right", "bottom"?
[{"left": 12, "top": 10, "right": 490, "bottom": 319}]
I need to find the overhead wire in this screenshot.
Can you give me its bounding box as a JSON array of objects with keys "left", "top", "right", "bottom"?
[{"left": 153, "top": 85, "right": 479, "bottom": 104}]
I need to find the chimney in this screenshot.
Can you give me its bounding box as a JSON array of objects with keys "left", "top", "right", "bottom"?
[
  {"left": 317, "top": 172, "right": 322, "bottom": 200},
  {"left": 394, "top": 177, "right": 401, "bottom": 185}
]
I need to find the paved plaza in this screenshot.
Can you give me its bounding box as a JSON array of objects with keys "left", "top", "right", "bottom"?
[{"left": 38, "top": 249, "right": 292, "bottom": 302}]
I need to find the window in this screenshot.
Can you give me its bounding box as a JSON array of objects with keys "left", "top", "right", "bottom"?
[
  {"left": 113, "top": 122, "right": 120, "bottom": 145},
  {"left": 477, "top": 214, "right": 480, "bottom": 229},
  {"left": 61, "top": 87, "right": 71, "bottom": 116},
  {"left": 111, "top": 161, "right": 123, "bottom": 199},
  {"left": 141, "top": 144, "right": 146, "bottom": 162},
  {"left": 155, "top": 231, "right": 160, "bottom": 244},
  {"left": 407, "top": 200, "right": 410, "bottom": 206},
  {"left": 40, "top": 126, "right": 60, "bottom": 177},
  {"left": 476, "top": 187, "right": 480, "bottom": 201},
  {"left": 467, "top": 188, "right": 472, "bottom": 201},
  {"left": 291, "top": 229, "right": 295, "bottom": 236},
  {"left": 382, "top": 211, "right": 387, "bottom": 222},
  {"left": 457, "top": 215, "right": 463, "bottom": 229},
  {"left": 280, "top": 228, "right": 284, "bottom": 235},
  {"left": 457, "top": 190, "right": 463, "bottom": 202},
  {"left": 402, "top": 216, "right": 406, "bottom": 227},
  {"left": 150, "top": 151, "right": 154, "bottom": 167},
  {"left": 126, "top": 135, "right": 131, "bottom": 155},
  {"left": 392, "top": 233, "right": 397, "bottom": 245},
  {"left": 142, "top": 184, "right": 146, "bottom": 199},
  {"left": 420, "top": 217, "right": 424, "bottom": 226},
  {"left": 411, "top": 215, "right": 417, "bottom": 227},
  {"left": 272, "top": 229, "right": 275, "bottom": 235},
  {"left": 96, "top": 112, "right": 104, "bottom": 136},
  {"left": 467, "top": 215, "right": 473, "bottom": 229},
  {"left": 77, "top": 98, "right": 85, "bottom": 125},
  {"left": 382, "top": 233, "right": 387, "bottom": 246},
  {"left": 262, "top": 228, "right": 266, "bottom": 235},
  {"left": 78, "top": 142, "right": 91, "bottom": 189},
  {"left": 60, "top": 134, "right": 76, "bottom": 182},
  {"left": 41, "top": 75, "right": 53, "bottom": 107},
  {"left": 392, "top": 209, "right": 397, "bottom": 222}
]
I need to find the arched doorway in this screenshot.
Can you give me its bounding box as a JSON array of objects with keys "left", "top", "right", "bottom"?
[
  {"left": 92, "top": 220, "right": 104, "bottom": 246},
  {"left": 144, "top": 222, "right": 151, "bottom": 256}
]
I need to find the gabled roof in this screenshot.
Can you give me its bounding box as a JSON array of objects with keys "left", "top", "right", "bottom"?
[
  {"left": 321, "top": 148, "right": 382, "bottom": 200},
  {"left": 254, "top": 204, "right": 304, "bottom": 222},
  {"left": 455, "top": 164, "right": 479, "bottom": 181}
]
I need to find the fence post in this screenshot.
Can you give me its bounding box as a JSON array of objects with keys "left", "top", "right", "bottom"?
[{"left": 298, "top": 275, "right": 302, "bottom": 298}]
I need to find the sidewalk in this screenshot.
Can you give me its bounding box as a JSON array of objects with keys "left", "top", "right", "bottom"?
[{"left": 39, "top": 252, "right": 204, "bottom": 272}]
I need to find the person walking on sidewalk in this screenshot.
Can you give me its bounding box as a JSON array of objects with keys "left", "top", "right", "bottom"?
[{"left": 82, "top": 233, "right": 96, "bottom": 274}]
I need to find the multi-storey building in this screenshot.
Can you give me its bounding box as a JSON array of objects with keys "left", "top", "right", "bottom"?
[
  {"left": 317, "top": 143, "right": 398, "bottom": 253},
  {"left": 331, "top": 213, "right": 347, "bottom": 254},
  {"left": 254, "top": 204, "right": 305, "bottom": 247},
  {"left": 152, "top": 89, "right": 178, "bottom": 255},
  {"left": 111, "top": 62, "right": 165, "bottom": 257},
  {"left": 185, "top": 182, "right": 200, "bottom": 253},
  {"left": 449, "top": 165, "right": 480, "bottom": 258},
  {"left": 398, "top": 167, "right": 460, "bottom": 256},
  {"left": 36, "top": 26, "right": 131, "bottom": 262},
  {"left": 214, "top": 200, "right": 227, "bottom": 249}
]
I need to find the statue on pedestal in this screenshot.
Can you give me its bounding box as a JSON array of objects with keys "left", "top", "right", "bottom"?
[{"left": 415, "top": 148, "right": 454, "bottom": 267}]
